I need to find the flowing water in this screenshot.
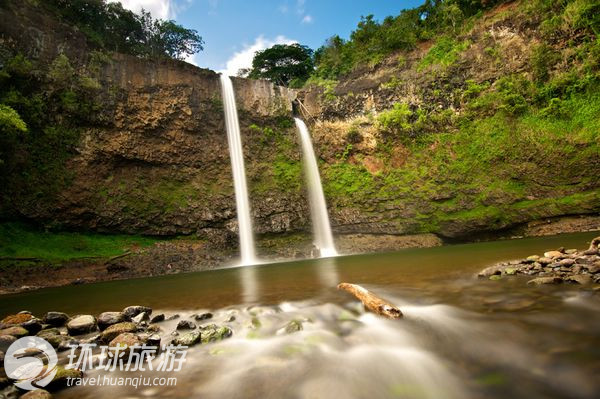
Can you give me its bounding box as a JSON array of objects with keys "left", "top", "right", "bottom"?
[
  {"left": 1, "top": 232, "right": 599, "bottom": 398},
  {"left": 294, "top": 118, "right": 337, "bottom": 258},
  {"left": 220, "top": 75, "right": 257, "bottom": 265}
]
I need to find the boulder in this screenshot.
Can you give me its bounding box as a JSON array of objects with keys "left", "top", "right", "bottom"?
[
  {"left": 109, "top": 333, "right": 143, "bottom": 349},
  {"left": 0, "top": 313, "right": 34, "bottom": 327},
  {"left": 123, "top": 306, "right": 152, "bottom": 320},
  {"left": 21, "top": 389, "right": 53, "bottom": 399},
  {"left": 176, "top": 320, "right": 196, "bottom": 330},
  {"left": 172, "top": 330, "right": 201, "bottom": 346},
  {"left": 97, "top": 312, "right": 125, "bottom": 330},
  {"left": 0, "top": 326, "right": 28, "bottom": 338},
  {"left": 21, "top": 319, "right": 43, "bottom": 335},
  {"left": 566, "top": 275, "right": 592, "bottom": 285},
  {"left": 527, "top": 276, "right": 563, "bottom": 285},
  {"left": 150, "top": 314, "right": 165, "bottom": 323},
  {"left": 558, "top": 259, "right": 575, "bottom": 267},
  {"left": 544, "top": 251, "right": 563, "bottom": 259},
  {"left": 131, "top": 312, "right": 150, "bottom": 324},
  {"left": 101, "top": 322, "right": 137, "bottom": 343},
  {"left": 46, "top": 365, "right": 83, "bottom": 390},
  {"left": 200, "top": 324, "right": 232, "bottom": 344},
  {"left": 66, "top": 315, "right": 97, "bottom": 335},
  {"left": 194, "top": 313, "right": 213, "bottom": 321},
  {"left": 0, "top": 335, "right": 17, "bottom": 351},
  {"left": 43, "top": 312, "right": 69, "bottom": 327}
]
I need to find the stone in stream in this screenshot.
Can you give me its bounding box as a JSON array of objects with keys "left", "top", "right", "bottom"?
[
  {"left": 43, "top": 312, "right": 69, "bottom": 327},
  {"left": 176, "top": 320, "right": 196, "bottom": 330},
  {"left": 0, "top": 313, "right": 34, "bottom": 328},
  {"left": 150, "top": 314, "right": 165, "bottom": 323},
  {"left": 101, "top": 322, "right": 138, "bottom": 343},
  {"left": 109, "top": 332, "right": 144, "bottom": 349},
  {"left": 544, "top": 251, "right": 564, "bottom": 259},
  {"left": 21, "top": 318, "right": 43, "bottom": 335},
  {"left": 67, "top": 315, "right": 97, "bottom": 335},
  {"left": 194, "top": 313, "right": 213, "bottom": 321},
  {"left": 527, "top": 276, "right": 563, "bottom": 285},
  {"left": 46, "top": 365, "right": 83, "bottom": 390},
  {"left": 37, "top": 328, "right": 71, "bottom": 349},
  {"left": 97, "top": 312, "right": 125, "bottom": 330},
  {"left": 566, "top": 275, "right": 593, "bottom": 285},
  {"left": 538, "top": 257, "right": 553, "bottom": 265},
  {"left": 199, "top": 324, "right": 232, "bottom": 344},
  {"left": 282, "top": 320, "right": 303, "bottom": 334},
  {"left": 132, "top": 312, "right": 150, "bottom": 324},
  {"left": 123, "top": 306, "right": 152, "bottom": 320},
  {"left": 525, "top": 255, "right": 540, "bottom": 263},
  {"left": 585, "top": 263, "right": 600, "bottom": 274},
  {"left": 0, "top": 326, "right": 28, "bottom": 338},
  {"left": 558, "top": 259, "right": 575, "bottom": 267},
  {"left": 172, "top": 330, "right": 201, "bottom": 346},
  {"left": 21, "top": 389, "right": 53, "bottom": 399},
  {"left": 166, "top": 314, "right": 180, "bottom": 321}
]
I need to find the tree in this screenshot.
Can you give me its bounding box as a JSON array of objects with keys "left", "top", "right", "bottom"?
[{"left": 248, "top": 43, "right": 314, "bottom": 87}]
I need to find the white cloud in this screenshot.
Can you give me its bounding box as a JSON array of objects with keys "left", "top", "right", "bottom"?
[
  {"left": 301, "top": 14, "right": 313, "bottom": 24},
  {"left": 219, "top": 35, "right": 296, "bottom": 77},
  {"left": 108, "top": 0, "right": 173, "bottom": 19}
]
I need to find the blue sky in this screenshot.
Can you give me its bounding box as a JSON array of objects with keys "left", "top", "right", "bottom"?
[{"left": 111, "top": 0, "right": 424, "bottom": 74}]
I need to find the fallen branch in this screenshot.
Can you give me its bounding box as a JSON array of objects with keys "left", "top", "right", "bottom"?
[{"left": 337, "top": 283, "right": 403, "bottom": 319}]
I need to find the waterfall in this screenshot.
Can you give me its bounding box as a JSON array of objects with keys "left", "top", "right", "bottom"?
[
  {"left": 294, "top": 118, "right": 338, "bottom": 258},
  {"left": 220, "top": 75, "right": 257, "bottom": 265}
]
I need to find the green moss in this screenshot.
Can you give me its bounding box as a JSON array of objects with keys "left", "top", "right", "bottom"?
[
  {"left": 418, "top": 37, "right": 471, "bottom": 70},
  {"left": 0, "top": 222, "right": 159, "bottom": 262}
]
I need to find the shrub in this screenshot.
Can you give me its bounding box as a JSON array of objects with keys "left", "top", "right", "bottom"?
[
  {"left": 531, "top": 43, "right": 560, "bottom": 82},
  {"left": 377, "top": 103, "right": 412, "bottom": 133},
  {"left": 419, "top": 37, "right": 471, "bottom": 70}
]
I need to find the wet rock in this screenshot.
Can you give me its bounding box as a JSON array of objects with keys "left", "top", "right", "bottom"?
[
  {"left": 139, "top": 333, "right": 161, "bottom": 347},
  {"left": 176, "top": 320, "right": 196, "bottom": 330},
  {"left": 583, "top": 249, "right": 598, "bottom": 256},
  {"left": 36, "top": 329, "right": 71, "bottom": 349},
  {"left": 97, "top": 312, "right": 125, "bottom": 330},
  {"left": 0, "top": 326, "right": 28, "bottom": 338},
  {"left": 0, "top": 313, "right": 34, "bottom": 327},
  {"left": 166, "top": 314, "right": 180, "bottom": 321},
  {"left": 150, "top": 314, "right": 165, "bottom": 323},
  {"left": 172, "top": 330, "right": 201, "bottom": 346},
  {"left": 147, "top": 325, "right": 161, "bottom": 333},
  {"left": 21, "top": 318, "right": 43, "bottom": 335},
  {"left": 101, "top": 322, "right": 137, "bottom": 343},
  {"left": 565, "top": 249, "right": 578, "bottom": 254},
  {"left": 43, "top": 312, "right": 69, "bottom": 327},
  {"left": 489, "top": 275, "right": 502, "bottom": 281},
  {"left": 0, "top": 350, "right": 4, "bottom": 363},
  {"left": 283, "top": 320, "right": 303, "bottom": 334},
  {"left": 538, "top": 257, "right": 553, "bottom": 265},
  {"left": 525, "top": 255, "right": 540, "bottom": 263},
  {"left": 0, "top": 385, "right": 19, "bottom": 399},
  {"left": 478, "top": 264, "right": 508, "bottom": 277},
  {"left": 21, "top": 389, "right": 53, "bottom": 399},
  {"left": 559, "top": 259, "right": 575, "bottom": 267},
  {"left": 544, "top": 251, "right": 563, "bottom": 259},
  {"left": 194, "top": 313, "right": 213, "bottom": 321},
  {"left": 200, "top": 324, "right": 232, "bottom": 344},
  {"left": 109, "top": 332, "right": 143, "bottom": 348},
  {"left": 67, "top": 315, "right": 97, "bottom": 335},
  {"left": 47, "top": 365, "right": 83, "bottom": 390},
  {"left": 123, "top": 306, "right": 152, "bottom": 320},
  {"left": 527, "top": 276, "right": 563, "bottom": 285},
  {"left": 585, "top": 263, "right": 600, "bottom": 274},
  {"left": 504, "top": 267, "right": 518, "bottom": 276},
  {"left": 131, "top": 312, "right": 150, "bottom": 324},
  {"left": 566, "top": 275, "right": 592, "bottom": 285}
]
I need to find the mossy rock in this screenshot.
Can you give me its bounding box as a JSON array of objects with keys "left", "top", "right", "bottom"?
[
  {"left": 200, "top": 324, "right": 232, "bottom": 344},
  {"left": 0, "top": 326, "right": 29, "bottom": 337},
  {"left": 101, "top": 322, "right": 137, "bottom": 343},
  {"left": 172, "top": 330, "right": 201, "bottom": 346}
]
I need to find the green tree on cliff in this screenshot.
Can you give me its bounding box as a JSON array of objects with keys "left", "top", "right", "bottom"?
[{"left": 248, "top": 43, "right": 314, "bottom": 87}]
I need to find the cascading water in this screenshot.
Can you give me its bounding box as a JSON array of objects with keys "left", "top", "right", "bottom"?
[
  {"left": 294, "top": 118, "right": 338, "bottom": 258},
  {"left": 220, "top": 75, "right": 257, "bottom": 265}
]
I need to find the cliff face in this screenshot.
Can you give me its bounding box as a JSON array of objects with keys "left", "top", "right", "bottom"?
[
  {"left": 0, "top": 0, "right": 598, "bottom": 247},
  {"left": 0, "top": 0, "right": 306, "bottom": 241}
]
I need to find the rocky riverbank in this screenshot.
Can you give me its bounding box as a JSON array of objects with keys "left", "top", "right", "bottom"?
[
  {"left": 0, "top": 306, "right": 234, "bottom": 398},
  {"left": 478, "top": 236, "right": 600, "bottom": 286}
]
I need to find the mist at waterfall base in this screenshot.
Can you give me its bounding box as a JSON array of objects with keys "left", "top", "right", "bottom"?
[
  {"left": 21, "top": 232, "right": 599, "bottom": 399},
  {"left": 295, "top": 118, "right": 338, "bottom": 258},
  {"left": 220, "top": 75, "right": 257, "bottom": 265}
]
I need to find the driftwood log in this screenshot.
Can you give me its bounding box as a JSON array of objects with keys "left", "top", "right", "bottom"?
[{"left": 337, "top": 283, "right": 403, "bottom": 319}]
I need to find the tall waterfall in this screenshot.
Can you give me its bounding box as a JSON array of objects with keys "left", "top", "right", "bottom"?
[
  {"left": 294, "top": 118, "right": 338, "bottom": 258},
  {"left": 220, "top": 75, "right": 257, "bottom": 265}
]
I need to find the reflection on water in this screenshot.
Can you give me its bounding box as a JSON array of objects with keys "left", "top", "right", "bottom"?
[{"left": 2, "top": 232, "right": 599, "bottom": 399}]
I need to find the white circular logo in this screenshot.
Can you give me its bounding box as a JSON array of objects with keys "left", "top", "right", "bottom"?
[{"left": 4, "top": 337, "right": 58, "bottom": 390}]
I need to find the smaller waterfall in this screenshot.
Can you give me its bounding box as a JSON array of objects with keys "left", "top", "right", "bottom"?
[
  {"left": 220, "top": 75, "right": 257, "bottom": 265},
  {"left": 294, "top": 118, "right": 338, "bottom": 258}
]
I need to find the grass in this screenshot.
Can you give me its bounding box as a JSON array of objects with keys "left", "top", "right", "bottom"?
[{"left": 0, "top": 222, "right": 160, "bottom": 262}]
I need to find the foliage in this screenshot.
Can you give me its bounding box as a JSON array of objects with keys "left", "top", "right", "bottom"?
[
  {"left": 377, "top": 103, "right": 412, "bottom": 133},
  {"left": 45, "top": 0, "right": 203, "bottom": 60},
  {"left": 530, "top": 43, "right": 560, "bottom": 82},
  {"left": 248, "top": 43, "right": 314, "bottom": 86},
  {"left": 0, "top": 222, "right": 158, "bottom": 262},
  {"left": 418, "top": 37, "right": 471, "bottom": 70},
  {"left": 313, "top": 0, "right": 509, "bottom": 79}
]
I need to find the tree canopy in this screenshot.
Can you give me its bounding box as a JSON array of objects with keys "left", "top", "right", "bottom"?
[
  {"left": 248, "top": 44, "right": 314, "bottom": 87},
  {"left": 46, "top": 0, "right": 203, "bottom": 60}
]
